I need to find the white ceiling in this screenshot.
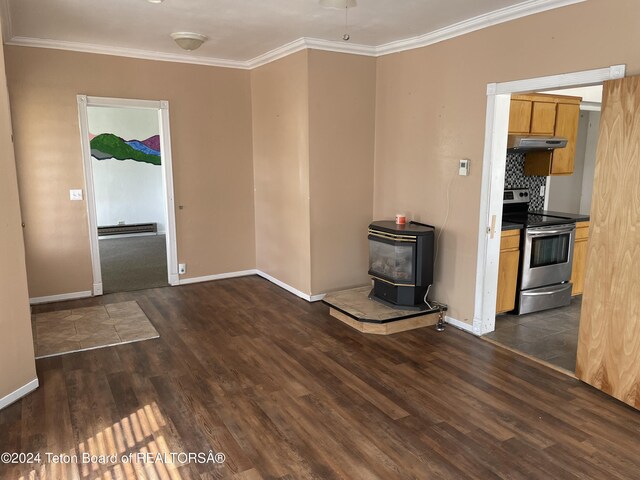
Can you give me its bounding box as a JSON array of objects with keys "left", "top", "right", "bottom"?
[{"left": 1, "top": 0, "right": 584, "bottom": 68}]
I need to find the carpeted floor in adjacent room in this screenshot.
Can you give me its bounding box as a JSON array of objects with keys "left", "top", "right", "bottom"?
[{"left": 99, "top": 234, "right": 168, "bottom": 294}]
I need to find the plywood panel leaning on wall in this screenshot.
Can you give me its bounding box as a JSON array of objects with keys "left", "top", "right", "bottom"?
[{"left": 576, "top": 76, "right": 640, "bottom": 410}]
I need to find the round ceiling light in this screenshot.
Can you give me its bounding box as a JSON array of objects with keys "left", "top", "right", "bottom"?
[
  {"left": 319, "top": 0, "right": 357, "bottom": 8},
  {"left": 147, "top": 0, "right": 164, "bottom": 3},
  {"left": 170, "top": 32, "right": 208, "bottom": 51}
]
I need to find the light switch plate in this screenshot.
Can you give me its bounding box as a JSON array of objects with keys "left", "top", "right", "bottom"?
[
  {"left": 459, "top": 159, "right": 470, "bottom": 176},
  {"left": 69, "top": 189, "right": 83, "bottom": 201}
]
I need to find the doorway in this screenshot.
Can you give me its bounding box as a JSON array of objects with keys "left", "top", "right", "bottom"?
[
  {"left": 484, "top": 85, "right": 602, "bottom": 373},
  {"left": 77, "top": 96, "right": 179, "bottom": 296},
  {"left": 472, "top": 65, "right": 625, "bottom": 341}
]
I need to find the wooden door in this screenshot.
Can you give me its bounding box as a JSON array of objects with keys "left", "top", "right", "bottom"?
[{"left": 576, "top": 76, "right": 640, "bottom": 410}]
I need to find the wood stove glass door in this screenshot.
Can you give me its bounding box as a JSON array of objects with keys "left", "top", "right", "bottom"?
[{"left": 368, "top": 236, "right": 416, "bottom": 285}]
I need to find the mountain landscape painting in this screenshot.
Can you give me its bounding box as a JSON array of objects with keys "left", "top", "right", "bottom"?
[{"left": 90, "top": 133, "right": 161, "bottom": 165}]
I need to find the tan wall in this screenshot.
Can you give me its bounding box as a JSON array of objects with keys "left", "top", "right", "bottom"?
[
  {"left": 308, "top": 50, "right": 376, "bottom": 294},
  {"left": 374, "top": 0, "right": 640, "bottom": 323},
  {"left": 251, "top": 51, "right": 312, "bottom": 294},
  {"left": 4, "top": 46, "right": 255, "bottom": 297},
  {"left": 0, "top": 24, "right": 37, "bottom": 402}
]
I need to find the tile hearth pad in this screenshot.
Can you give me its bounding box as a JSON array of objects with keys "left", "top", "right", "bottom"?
[{"left": 323, "top": 286, "right": 444, "bottom": 335}]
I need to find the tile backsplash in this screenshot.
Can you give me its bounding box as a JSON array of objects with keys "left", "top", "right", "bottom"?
[{"left": 504, "top": 152, "right": 547, "bottom": 210}]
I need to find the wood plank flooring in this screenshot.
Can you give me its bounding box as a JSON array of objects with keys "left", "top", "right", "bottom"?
[{"left": 1, "top": 275, "right": 639, "bottom": 479}]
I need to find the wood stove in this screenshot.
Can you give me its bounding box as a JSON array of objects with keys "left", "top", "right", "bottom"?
[{"left": 368, "top": 221, "right": 435, "bottom": 309}]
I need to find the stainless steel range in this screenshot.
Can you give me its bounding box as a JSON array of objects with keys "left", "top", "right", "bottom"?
[{"left": 503, "top": 188, "right": 576, "bottom": 314}]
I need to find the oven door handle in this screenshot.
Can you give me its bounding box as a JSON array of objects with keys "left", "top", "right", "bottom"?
[
  {"left": 527, "top": 227, "right": 575, "bottom": 236},
  {"left": 521, "top": 284, "right": 572, "bottom": 296}
]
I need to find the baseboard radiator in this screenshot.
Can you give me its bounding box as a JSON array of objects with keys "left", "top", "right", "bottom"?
[{"left": 98, "top": 223, "right": 157, "bottom": 236}]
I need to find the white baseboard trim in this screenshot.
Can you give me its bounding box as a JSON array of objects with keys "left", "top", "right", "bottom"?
[
  {"left": 445, "top": 315, "right": 476, "bottom": 334},
  {"left": 178, "top": 269, "right": 258, "bottom": 285},
  {"left": 29, "top": 290, "right": 92, "bottom": 305},
  {"left": 98, "top": 232, "right": 164, "bottom": 240},
  {"left": 309, "top": 293, "right": 327, "bottom": 302},
  {"left": 0, "top": 378, "right": 39, "bottom": 411},
  {"left": 172, "top": 268, "right": 327, "bottom": 302},
  {"left": 255, "top": 270, "right": 325, "bottom": 302}
]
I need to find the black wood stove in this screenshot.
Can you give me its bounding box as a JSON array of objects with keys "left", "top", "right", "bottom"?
[{"left": 368, "top": 221, "right": 435, "bottom": 309}]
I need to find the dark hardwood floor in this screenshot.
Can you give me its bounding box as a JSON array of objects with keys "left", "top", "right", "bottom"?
[{"left": 1, "top": 275, "right": 639, "bottom": 479}]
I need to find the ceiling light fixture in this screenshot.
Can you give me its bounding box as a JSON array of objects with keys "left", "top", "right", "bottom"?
[
  {"left": 320, "top": 0, "right": 357, "bottom": 41},
  {"left": 170, "top": 32, "right": 208, "bottom": 51},
  {"left": 146, "top": 0, "right": 164, "bottom": 3}
]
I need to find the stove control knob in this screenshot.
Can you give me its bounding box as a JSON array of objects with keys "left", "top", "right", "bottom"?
[
  {"left": 524, "top": 192, "right": 529, "bottom": 197},
  {"left": 519, "top": 192, "right": 525, "bottom": 197}
]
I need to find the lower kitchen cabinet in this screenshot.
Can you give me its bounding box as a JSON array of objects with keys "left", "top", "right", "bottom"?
[
  {"left": 497, "top": 229, "right": 521, "bottom": 314},
  {"left": 571, "top": 221, "right": 590, "bottom": 296}
]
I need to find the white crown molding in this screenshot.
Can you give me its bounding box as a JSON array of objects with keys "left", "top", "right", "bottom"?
[
  {"left": 304, "top": 37, "right": 376, "bottom": 57},
  {"left": 3, "top": 0, "right": 586, "bottom": 69},
  {"left": 245, "top": 37, "right": 308, "bottom": 69},
  {"left": 5, "top": 36, "right": 252, "bottom": 70},
  {"left": 375, "top": 0, "right": 586, "bottom": 56},
  {"left": 246, "top": 37, "right": 376, "bottom": 69}
]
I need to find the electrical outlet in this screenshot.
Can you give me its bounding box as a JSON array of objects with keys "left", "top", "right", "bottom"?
[
  {"left": 69, "top": 189, "right": 83, "bottom": 201},
  {"left": 178, "top": 263, "right": 186, "bottom": 275},
  {"left": 540, "top": 185, "right": 546, "bottom": 197}
]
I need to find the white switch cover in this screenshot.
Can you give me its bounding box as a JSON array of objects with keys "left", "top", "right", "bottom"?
[
  {"left": 539, "top": 185, "right": 546, "bottom": 197},
  {"left": 69, "top": 189, "right": 83, "bottom": 201},
  {"left": 459, "top": 159, "right": 470, "bottom": 176}
]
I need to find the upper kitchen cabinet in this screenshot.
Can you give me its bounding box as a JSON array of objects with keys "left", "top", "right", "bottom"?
[{"left": 508, "top": 93, "right": 582, "bottom": 176}]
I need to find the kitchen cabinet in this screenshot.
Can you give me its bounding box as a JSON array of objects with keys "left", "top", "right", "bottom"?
[
  {"left": 570, "top": 221, "right": 589, "bottom": 296},
  {"left": 508, "top": 100, "right": 532, "bottom": 134},
  {"left": 496, "top": 229, "right": 520, "bottom": 314},
  {"left": 508, "top": 93, "right": 582, "bottom": 176},
  {"left": 530, "top": 100, "right": 557, "bottom": 134}
]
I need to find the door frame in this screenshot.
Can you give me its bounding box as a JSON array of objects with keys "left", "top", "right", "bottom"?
[
  {"left": 472, "top": 64, "right": 625, "bottom": 335},
  {"left": 77, "top": 95, "right": 179, "bottom": 296}
]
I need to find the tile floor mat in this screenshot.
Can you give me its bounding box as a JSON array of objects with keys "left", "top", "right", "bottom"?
[{"left": 32, "top": 301, "right": 159, "bottom": 358}]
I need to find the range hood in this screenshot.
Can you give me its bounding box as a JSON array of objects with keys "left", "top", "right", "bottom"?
[{"left": 507, "top": 135, "right": 568, "bottom": 152}]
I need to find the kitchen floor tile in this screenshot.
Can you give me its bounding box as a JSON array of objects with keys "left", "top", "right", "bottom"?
[{"left": 485, "top": 297, "right": 582, "bottom": 372}]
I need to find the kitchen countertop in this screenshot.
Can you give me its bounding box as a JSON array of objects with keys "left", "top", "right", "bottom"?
[
  {"left": 501, "top": 221, "right": 523, "bottom": 231},
  {"left": 542, "top": 211, "right": 590, "bottom": 222}
]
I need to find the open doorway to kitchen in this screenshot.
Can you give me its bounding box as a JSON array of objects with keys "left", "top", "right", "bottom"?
[
  {"left": 472, "top": 65, "right": 624, "bottom": 373},
  {"left": 77, "top": 96, "right": 179, "bottom": 296},
  {"left": 484, "top": 85, "right": 603, "bottom": 373}
]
